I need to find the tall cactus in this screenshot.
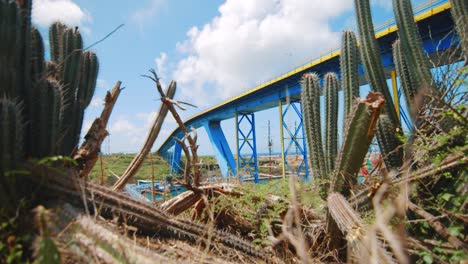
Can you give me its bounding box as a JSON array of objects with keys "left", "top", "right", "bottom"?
[
  {"left": 340, "top": 30, "right": 360, "bottom": 121},
  {"left": 450, "top": 0, "right": 468, "bottom": 61},
  {"left": 392, "top": 0, "right": 432, "bottom": 91},
  {"left": 393, "top": 39, "right": 417, "bottom": 120},
  {"left": 324, "top": 72, "right": 339, "bottom": 174},
  {"left": 0, "top": 0, "right": 22, "bottom": 98},
  {"left": 0, "top": 99, "right": 24, "bottom": 174},
  {"left": 32, "top": 78, "right": 64, "bottom": 157},
  {"left": 49, "top": 22, "right": 67, "bottom": 63},
  {"left": 71, "top": 51, "right": 99, "bottom": 150},
  {"left": 301, "top": 73, "right": 327, "bottom": 180},
  {"left": 31, "top": 27, "right": 45, "bottom": 83},
  {"left": 354, "top": 0, "right": 403, "bottom": 169},
  {"left": 0, "top": 99, "right": 24, "bottom": 210}
]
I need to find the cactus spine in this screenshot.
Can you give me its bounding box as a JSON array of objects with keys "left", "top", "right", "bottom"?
[
  {"left": 354, "top": 0, "right": 403, "bottom": 169},
  {"left": 392, "top": 0, "right": 432, "bottom": 90},
  {"left": 340, "top": 30, "right": 360, "bottom": 120},
  {"left": 324, "top": 72, "right": 339, "bottom": 174},
  {"left": 301, "top": 73, "right": 327, "bottom": 180},
  {"left": 450, "top": 0, "right": 468, "bottom": 61}
]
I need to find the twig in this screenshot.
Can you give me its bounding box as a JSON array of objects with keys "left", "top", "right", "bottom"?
[
  {"left": 84, "top": 24, "right": 125, "bottom": 50},
  {"left": 407, "top": 200, "right": 467, "bottom": 250}
]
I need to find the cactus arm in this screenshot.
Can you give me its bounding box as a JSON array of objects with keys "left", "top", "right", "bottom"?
[
  {"left": 49, "top": 22, "right": 67, "bottom": 63},
  {"left": 0, "top": 0, "right": 21, "bottom": 98},
  {"left": 354, "top": 0, "right": 403, "bottom": 169},
  {"left": 392, "top": 39, "right": 417, "bottom": 121},
  {"left": 31, "top": 26, "right": 45, "bottom": 83},
  {"left": 354, "top": 0, "right": 400, "bottom": 125},
  {"left": 301, "top": 73, "right": 327, "bottom": 179},
  {"left": 324, "top": 72, "right": 339, "bottom": 174},
  {"left": 340, "top": 30, "right": 360, "bottom": 120},
  {"left": 60, "top": 27, "right": 84, "bottom": 155},
  {"left": 450, "top": 0, "right": 468, "bottom": 60},
  {"left": 392, "top": 0, "right": 432, "bottom": 89}
]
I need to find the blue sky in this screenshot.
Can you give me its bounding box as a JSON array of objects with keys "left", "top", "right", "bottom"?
[{"left": 31, "top": 0, "right": 427, "bottom": 155}]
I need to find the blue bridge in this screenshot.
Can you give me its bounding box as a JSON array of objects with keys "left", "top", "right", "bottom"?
[{"left": 158, "top": 0, "right": 458, "bottom": 182}]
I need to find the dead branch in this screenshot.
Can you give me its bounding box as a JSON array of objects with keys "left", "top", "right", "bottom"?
[
  {"left": 407, "top": 200, "right": 467, "bottom": 250},
  {"left": 74, "top": 81, "right": 122, "bottom": 179},
  {"left": 112, "top": 79, "right": 176, "bottom": 191},
  {"left": 144, "top": 69, "right": 202, "bottom": 187}
]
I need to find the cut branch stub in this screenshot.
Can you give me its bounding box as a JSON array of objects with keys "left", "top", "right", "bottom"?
[
  {"left": 329, "top": 92, "right": 384, "bottom": 196},
  {"left": 74, "top": 80, "right": 122, "bottom": 179}
]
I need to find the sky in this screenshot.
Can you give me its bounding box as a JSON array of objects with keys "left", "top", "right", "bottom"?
[{"left": 31, "top": 0, "right": 428, "bottom": 156}]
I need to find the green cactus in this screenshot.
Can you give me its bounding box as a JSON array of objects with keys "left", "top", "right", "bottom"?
[
  {"left": 450, "top": 0, "right": 468, "bottom": 61},
  {"left": 340, "top": 30, "right": 360, "bottom": 120},
  {"left": 59, "top": 27, "right": 84, "bottom": 155},
  {"left": 354, "top": 0, "right": 403, "bottom": 169},
  {"left": 31, "top": 26, "right": 45, "bottom": 83},
  {"left": 301, "top": 73, "right": 327, "bottom": 180},
  {"left": 0, "top": 0, "right": 22, "bottom": 98},
  {"left": 376, "top": 115, "right": 403, "bottom": 169},
  {"left": 78, "top": 51, "right": 99, "bottom": 108},
  {"left": 330, "top": 92, "right": 384, "bottom": 196},
  {"left": 0, "top": 98, "right": 24, "bottom": 209},
  {"left": 392, "top": 39, "right": 417, "bottom": 119},
  {"left": 324, "top": 72, "right": 339, "bottom": 174},
  {"left": 49, "top": 22, "right": 67, "bottom": 63},
  {"left": 31, "top": 78, "right": 64, "bottom": 157},
  {"left": 0, "top": 98, "right": 24, "bottom": 173},
  {"left": 392, "top": 0, "right": 432, "bottom": 90},
  {"left": 69, "top": 51, "right": 99, "bottom": 152}
]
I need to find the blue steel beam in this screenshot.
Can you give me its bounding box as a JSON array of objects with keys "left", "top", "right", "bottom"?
[
  {"left": 204, "top": 121, "right": 237, "bottom": 176},
  {"left": 280, "top": 101, "right": 309, "bottom": 180},
  {"left": 158, "top": 1, "right": 456, "bottom": 164},
  {"left": 236, "top": 113, "right": 259, "bottom": 182},
  {"left": 170, "top": 142, "right": 182, "bottom": 174}
]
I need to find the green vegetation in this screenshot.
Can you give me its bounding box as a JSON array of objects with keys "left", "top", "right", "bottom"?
[{"left": 87, "top": 153, "right": 220, "bottom": 184}]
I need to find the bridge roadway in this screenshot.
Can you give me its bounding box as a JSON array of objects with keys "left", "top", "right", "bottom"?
[{"left": 157, "top": 0, "right": 457, "bottom": 181}]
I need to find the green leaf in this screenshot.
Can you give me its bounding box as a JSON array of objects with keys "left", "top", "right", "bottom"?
[
  {"left": 448, "top": 226, "right": 463, "bottom": 237},
  {"left": 441, "top": 193, "right": 454, "bottom": 202},
  {"left": 34, "top": 237, "right": 60, "bottom": 264},
  {"left": 422, "top": 253, "right": 433, "bottom": 264}
]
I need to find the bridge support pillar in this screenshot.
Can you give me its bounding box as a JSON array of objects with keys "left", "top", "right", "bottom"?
[
  {"left": 170, "top": 140, "right": 182, "bottom": 174},
  {"left": 204, "top": 121, "right": 237, "bottom": 177},
  {"left": 279, "top": 100, "right": 309, "bottom": 181},
  {"left": 236, "top": 113, "right": 259, "bottom": 183}
]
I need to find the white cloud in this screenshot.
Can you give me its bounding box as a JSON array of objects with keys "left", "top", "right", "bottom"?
[
  {"left": 130, "top": 0, "right": 167, "bottom": 29},
  {"left": 96, "top": 79, "right": 108, "bottom": 89},
  {"left": 32, "top": 0, "right": 91, "bottom": 31},
  {"left": 106, "top": 111, "right": 178, "bottom": 152},
  {"left": 90, "top": 96, "right": 102, "bottom": 108},
  {"left": 170, "top": 0, "right": 353, "bottom": 107}
]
